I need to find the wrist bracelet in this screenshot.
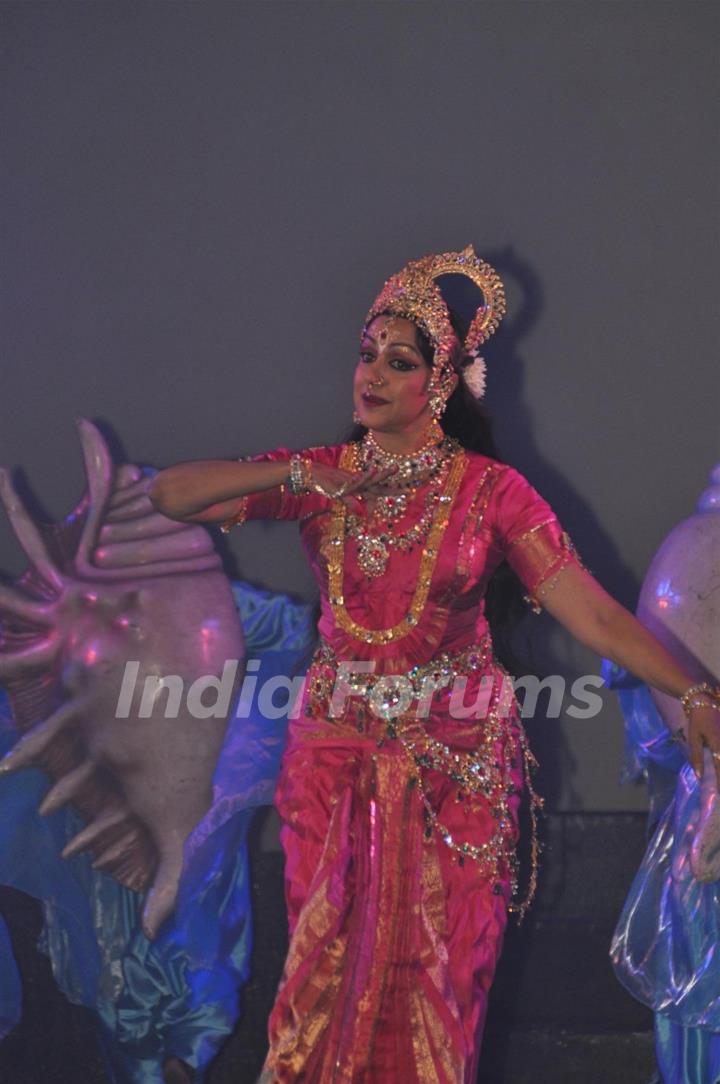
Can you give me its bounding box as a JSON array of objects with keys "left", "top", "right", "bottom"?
[
  {"left": 288, "top": 455, "right": 313, "bottom": 495},
  {"left": 684, "top": 698, "right": 720, "bottom": 715},
  {"left": 680, "top": 681, "right": 720, "bottom": 720}
]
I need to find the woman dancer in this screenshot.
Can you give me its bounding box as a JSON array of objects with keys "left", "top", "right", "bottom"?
[{"left": 149, "top": 247, "right": 720, "bottom": 1083}]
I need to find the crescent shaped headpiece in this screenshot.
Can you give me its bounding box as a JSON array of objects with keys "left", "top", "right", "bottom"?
[{"left": 362, "top": 245, "right": 506, "bottom": 401}]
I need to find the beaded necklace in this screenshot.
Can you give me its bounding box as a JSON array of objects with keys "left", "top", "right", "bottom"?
[
  {"left": 359, "top": 424, "right": 456, "bottom": 487},
  {"left": 348, "top": 430, "right": 460, "bottom": 578},
  {"left": 347, "top": 457, "right": 452, "bottom": 578},
  {"left": 326, "top": 444, "right": 466, "bottom": 645}
]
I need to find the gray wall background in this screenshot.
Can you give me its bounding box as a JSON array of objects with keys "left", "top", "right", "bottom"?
[{"left": 1, "top": 2, "right": 718, "bottom": 811}]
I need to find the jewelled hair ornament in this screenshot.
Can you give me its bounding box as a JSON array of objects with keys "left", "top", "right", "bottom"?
[{"left": 363, "top": 245, "right": 506, "bottom": 404}]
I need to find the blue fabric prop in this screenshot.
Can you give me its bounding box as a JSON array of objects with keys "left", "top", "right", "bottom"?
[
  {"left": 0, "top": 862, "right": 22, "bottom": 1043},
  {"left": 0, "top": 581, "right": 315, "bottom": 1083},
  {"left": 604, "top": 659, "right": 720, "bottom": 1084}
]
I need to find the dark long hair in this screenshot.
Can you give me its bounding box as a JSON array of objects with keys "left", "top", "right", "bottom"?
[{"left": 346, "top": 313, "right": 528, "bottom": 674}]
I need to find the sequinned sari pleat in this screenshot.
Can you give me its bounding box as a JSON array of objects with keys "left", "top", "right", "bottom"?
[{"left": 259, "top": 719, "right": 518, "bottom": 1083}]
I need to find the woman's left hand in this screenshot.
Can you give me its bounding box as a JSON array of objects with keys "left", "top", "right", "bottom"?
[
  {"left": 687, "top": 703, "right": 720, "bottom": 788},
  {"left": 308, "top": 464, "right": 408, "bottom": 511}
]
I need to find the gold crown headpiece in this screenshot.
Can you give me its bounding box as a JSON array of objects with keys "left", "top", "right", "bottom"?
[{"left": 362, "top": 245, "right": 506, "bottom": 403}]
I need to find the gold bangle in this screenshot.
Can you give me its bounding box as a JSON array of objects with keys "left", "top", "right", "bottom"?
[
  {"left": 680, "top": 681, "right": 720, "bottom": 720},
  {"left": 686, "top": 699, "right": 720, "bottom": 714},
  {"left": 288, "top": 455, "right": 313, "bottom": 495}
]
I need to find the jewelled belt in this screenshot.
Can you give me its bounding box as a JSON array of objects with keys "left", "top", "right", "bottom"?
[
  {"left": 308, "top": 635, "right": 497, "bottom": 716},
  {"left": 302, "top": 637, "right": 543, "bottom": 918}
]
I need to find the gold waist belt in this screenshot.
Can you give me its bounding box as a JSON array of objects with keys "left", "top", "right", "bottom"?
[
  {"left": 309, "top": 634, "right": 498, "bottom": 710},
  {"left": 302, "top": 636, "right": 542, "bottom": 919}
]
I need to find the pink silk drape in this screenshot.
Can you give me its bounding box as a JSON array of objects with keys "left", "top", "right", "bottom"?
[{"left": 221, "top": 444, "right": 582, "bottom": 1083}]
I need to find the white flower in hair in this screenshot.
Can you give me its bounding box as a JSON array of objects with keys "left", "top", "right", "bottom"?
[{"left": 461, "top": 352, "right": 486, "bottom": 399}]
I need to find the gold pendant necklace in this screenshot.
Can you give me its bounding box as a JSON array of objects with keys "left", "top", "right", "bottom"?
[
  {"left": 350, "top": 426, "right": 459, "bottom": 579},
  {"left": 356, "top": 536, "right": 390, "bottom": 578},
  {"left": 347, "top": 456, "right": 453, "bottom": 579},
  {"left": 326, "top": 444, "right": 466, "bottom": 645},
  {"left": 360, "top": 421, "right": 455, "bottom": 488}
]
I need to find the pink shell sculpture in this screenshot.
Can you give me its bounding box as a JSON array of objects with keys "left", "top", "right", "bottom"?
[
  {"left": 637, "top": 461, "right": 720, "bottom": 881},
  {"left": 0, "top": 420, "right": 244, "bottom": 937}
]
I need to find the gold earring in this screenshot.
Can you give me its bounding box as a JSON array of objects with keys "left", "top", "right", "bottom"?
[{"left": 428, "top": 394, "right": 447, "bottom": 419}]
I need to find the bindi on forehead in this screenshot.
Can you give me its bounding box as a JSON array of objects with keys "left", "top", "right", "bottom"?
[{"left": 366, "top": 316, "right": 422, "bottom": 353}]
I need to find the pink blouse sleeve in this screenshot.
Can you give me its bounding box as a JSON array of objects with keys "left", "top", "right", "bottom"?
[
  {"left": 487, "top": 465, "right": 585, "bottom": 612},
  {"left": 218, "top": 445, "right": 338, "bottom": 532}
]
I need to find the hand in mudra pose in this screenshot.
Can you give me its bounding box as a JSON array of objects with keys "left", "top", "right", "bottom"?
[{"left": 306, "top": 463, "right": 404, "bottom": 507}]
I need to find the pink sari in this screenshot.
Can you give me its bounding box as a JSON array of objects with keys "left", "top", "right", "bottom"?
[{"left": 221, "top": 444, "right": 582, "bottom": 1083}]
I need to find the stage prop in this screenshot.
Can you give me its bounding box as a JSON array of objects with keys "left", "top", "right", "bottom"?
[
  {"left": 608, "top": 461, "right": 720, "bottom": 1083},
  {"left": 0, "top": 422, "right": 315, "bottom": 1082}
]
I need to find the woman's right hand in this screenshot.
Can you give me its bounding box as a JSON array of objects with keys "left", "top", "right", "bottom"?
[{"left": 686, "top": 700, "right": 720, "bottom": 789}]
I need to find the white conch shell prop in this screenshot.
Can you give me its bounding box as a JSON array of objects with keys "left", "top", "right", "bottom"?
[
  {"left": 637, "top": 461, "right": 720, "bottom": 881},
  {"left": 0, "top": 420, "right": 244, "bottom": 938}
]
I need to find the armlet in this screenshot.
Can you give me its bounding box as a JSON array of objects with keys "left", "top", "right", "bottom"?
[{"left": 506, "top": 520, "right": 585, "bottom": 614}]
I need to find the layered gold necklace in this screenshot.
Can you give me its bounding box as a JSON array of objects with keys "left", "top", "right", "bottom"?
[
  {"left": 326, "top": 439, "right": 466, "bottom": 646},
  {"left": 359, "top": 421, "right": 455, "bottom": 487},
  {"left": 347, "top": 425, "right": 461, "bottom": 578},
  {"left": 349, "top": 437, "right": 458, "bottom": 579}
]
